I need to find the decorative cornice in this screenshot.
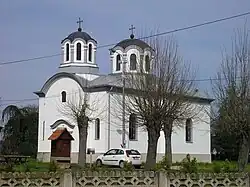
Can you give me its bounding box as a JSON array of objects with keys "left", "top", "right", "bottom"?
[{"left": 50, "top": 119, "right": 75, "bottom": 129}]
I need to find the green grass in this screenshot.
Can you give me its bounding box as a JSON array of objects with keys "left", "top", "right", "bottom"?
[
  {"left": 1, "top": 159, "right": 250, "bottom": 173},
  {"left": 171, "top": 160, "right": 250, "bottom": 173},
  {"left": 0, "top": 159, "right": 53, "bottom": 172}
]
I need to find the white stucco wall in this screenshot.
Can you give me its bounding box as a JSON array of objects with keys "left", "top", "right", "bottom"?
[
  {"left": 75, "top": 73, "right": 99, "bottom": 81},
  {"left": 171, "top": 102, "right": 211, "bottom": 155},
  {"left": 87, "top": 91, "right": 109, "bottom": 153},
  {"left": 38, "top": 77, "right": 82, "bottom": 154},
  {"left": 38, "top": 76, "right": 211, "bottom": 162},
  {"left": 38, "top": 76, "right": 109, "bottom": 155},
  {"left": 108, "top": 93, "right": 211, "bottom": 157}
]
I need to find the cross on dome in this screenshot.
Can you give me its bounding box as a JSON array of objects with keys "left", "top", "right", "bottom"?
[
  {"left": 129, "top": 24, "right": 136, "bottom": 39},
  {"left": 77, "top": 17, "right": 83, "bottom": 32}
]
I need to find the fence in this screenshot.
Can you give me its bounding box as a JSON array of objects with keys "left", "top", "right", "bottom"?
[{"left": 0, "top": 170, "right": 248, "bottom": 187}]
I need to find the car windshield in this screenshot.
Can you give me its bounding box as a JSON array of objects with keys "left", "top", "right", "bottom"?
[{"left": 126, "top": 149, "right": 140, "bottom": 155}]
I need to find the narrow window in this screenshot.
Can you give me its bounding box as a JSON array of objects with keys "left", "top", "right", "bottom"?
[
  {"left": 61, "top": 91, "right": 66, "bottom": 103},
  {"left": 145, "top": 55, "right": 150, "bottom": 72},
  {"left": 76, "top": 43, "right": 81, "bottom": 60},
  {"left": 42, "top": 121, "right": 45, "bottom": 140},
  {"left": 88, "top": 43, "right": 92, "bottom": 62},
  {"left": 130, "top": 54, "right": 137, "bottom": 70},
  {"left": 116, "top": 54, "right": 121, "bottom": 71},
  {"left": 66, "top": 43, "right": 69, "bottom": 61},
  {"left": 185, "top": 118, "right": 192, "bottom": 142},
  {"left": 95, "top": 118, "right": 100, "bottom": 140},
  {"left": 129, "top": 114, "right": 137, "bottom": 140}
]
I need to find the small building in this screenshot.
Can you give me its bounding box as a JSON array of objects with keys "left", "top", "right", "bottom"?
[{"left": 48, "top": 127, "right": 74, "bottom": 163}]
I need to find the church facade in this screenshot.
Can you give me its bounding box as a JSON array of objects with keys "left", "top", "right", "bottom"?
[{"left": 35, "top": 22, "right": 213, "bottom": 163}]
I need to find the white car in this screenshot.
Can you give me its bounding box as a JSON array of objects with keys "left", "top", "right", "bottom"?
[{"left": 96, "top": 148, "right": 142, "bottom": 168}]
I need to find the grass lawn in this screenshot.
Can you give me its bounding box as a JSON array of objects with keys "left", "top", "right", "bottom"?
[
  {"left": 0, "top": 159, "right": 53, "bottom": 172},
  {"left": 194, "top": 161, "right": 250, "bottom": 173},
  {"left": 1, "top": 159, "right": 250, "bottom": 173}
]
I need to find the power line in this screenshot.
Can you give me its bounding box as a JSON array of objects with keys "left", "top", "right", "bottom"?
[
  {"left": 0, "top": 54, "right": 61, "bottom": 66},
  {"left": 140, "top": 11, "right": 250, "bottom": 39},
  {"left": 0, "top": 75, "right": 248, "bottom": 105},
  {"left": 0, "top": 11, "right": 250, "bottom": 66},
  {"left": 0, "top": 78, "right": 123, "bottom": 105}
]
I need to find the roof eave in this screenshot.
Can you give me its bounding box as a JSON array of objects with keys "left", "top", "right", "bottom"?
[{"left": 34, "top": 91, "right": 45, "bottom": 98}]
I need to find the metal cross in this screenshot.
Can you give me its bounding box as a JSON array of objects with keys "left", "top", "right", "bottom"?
[
  {"left": 129, "top": 24, "right": 136, "bottom": 35},
  {"left": 77, "top": 17, "right": 83, "bottom": 29}
]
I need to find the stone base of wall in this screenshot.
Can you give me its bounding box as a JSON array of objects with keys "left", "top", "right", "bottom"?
[
  {"left": 0, "top": 171, "right": 247, "bottom": 187},
  {"left": 37, "top": 152, "right": 211, "bottom": 163}
]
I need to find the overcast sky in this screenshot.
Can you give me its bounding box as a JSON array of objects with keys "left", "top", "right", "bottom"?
[{"left": 0, "top": 0, "right": 250, "bottom": 108}]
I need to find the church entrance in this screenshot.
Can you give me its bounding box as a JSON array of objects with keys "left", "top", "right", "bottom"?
[{"left": 48, "top": 128, "right": 74, "bottom": 162}]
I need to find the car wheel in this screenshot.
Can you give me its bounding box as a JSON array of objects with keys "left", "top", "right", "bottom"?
[
  {"left": 96, "top": 159, "right": 102, "bottom": 167},
  {"left": 135, "top": 165, "right": 141, "bottom": 169},
  {"left": 119, "top": 161, "right": 124, "bottom": 168}
]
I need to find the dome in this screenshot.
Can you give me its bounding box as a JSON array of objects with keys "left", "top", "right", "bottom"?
[
  {"left": 113, "top": 37, "right": 150, "bottom": 50},
  {"left": 61, "top": 28, "right": 97, "bottom": 44}
]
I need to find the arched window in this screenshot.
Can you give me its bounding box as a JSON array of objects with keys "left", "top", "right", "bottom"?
[
  {"left": 66, "top": 43, "right": 70, "bottom": 61},
  {"left": 88, "top": 43, "right": 92, "bottom": 62},
  {"left": 95, "top": 118, "right": 100, "bottom": 140},
  {"left": 76, "top": 42, "right": 81, "bottom": 60},
  {"left": 129, "top": 114, "right": 137, "bottom": 140},
  {"left": 61, "top": 91, "right": 66, "bottom": 103},
  {"left": 145, "top": 55, "right": 150, "bottom": 72},
  {"left": 116, "top": 54, "right": 121, "bottom": 71},
  {"left": 185, "top": 118, "right": 193, "bottom": 142},
  {"left": 130, "top": 54, "right": 137, "bottom": 70}
]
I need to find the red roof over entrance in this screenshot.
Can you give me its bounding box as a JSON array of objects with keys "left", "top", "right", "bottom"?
[{"left": 48, "top": 128, "right": 74, "bottom": 141}]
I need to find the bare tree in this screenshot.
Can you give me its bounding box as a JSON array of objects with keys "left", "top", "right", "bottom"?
[
  {"left": 213, "top": 27, "right": 250, "bottom": 171},
  {"left": 58, "top": 88, "right": 104, "bottom": 167},
  {"left": 114, "top": 35, "right": 196, "bottom": 169}
]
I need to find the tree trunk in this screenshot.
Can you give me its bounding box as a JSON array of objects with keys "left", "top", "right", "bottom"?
[
  {"left": 78, "top": 123, "right": 88, "bottom": 167},
  {"left": 163, "top": 120, "right": 173, "bottom": 165},
  {"left": 145, "top": 127, "right": 160, "bottom": 170},
  {"left": 238, "top": 134, "right": 250, "bottom": 171},
  {"left": 164, "top": 128, "right": 172, "bottom": 165}
]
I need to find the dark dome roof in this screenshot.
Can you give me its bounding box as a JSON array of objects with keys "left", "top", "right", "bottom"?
[
  {"left": 114, "top": 38, "right": 151, "bottom": 50},
  {"left": 61, "top": 30, "right": 97, "bottom": 44}
]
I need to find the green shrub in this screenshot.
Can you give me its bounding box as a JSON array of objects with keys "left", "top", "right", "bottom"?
[
  {"left": 172, "top": 161, "right": 181, "bottom": 166},
  {"left": 151, "top": 156, "right": 170, "bottom": 171},
  {"left": 123, "top": 161, "right": 135, "bottom": 171},
  {"left": 140, "top": 161, "right": 145, "bottom": 169},
  {"left": 48, "top": 160, "right": 58, "bottom": 172},
  {"left": 157, "top": 156, "right": 170, "bottom": 170},
  {"left": 222, "top": 159, "right": 231, "bottom": 172},
  {"left": 211, "top": 160, "right": 237, "bottom": 173},
  {"left": 212, "top": 162, "right": 222, "bottom": 173},
  {"left": 180, "top": 154, "right": 198, "bottom": 173},
  {"left": 4, "top": 163, "right": 14, "bottom": 172},
  {"left": 152, "top": 162, "right": 163, "bottom": 171}
]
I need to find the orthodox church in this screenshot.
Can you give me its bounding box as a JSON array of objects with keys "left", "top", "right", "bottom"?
[{"left": 35, "top": 20, "right": 212, "bottom": 163}]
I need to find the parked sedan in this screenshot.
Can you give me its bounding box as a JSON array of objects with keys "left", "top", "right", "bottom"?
[{"left": 96, "top": 148, "right": 142, "bottom": 168}]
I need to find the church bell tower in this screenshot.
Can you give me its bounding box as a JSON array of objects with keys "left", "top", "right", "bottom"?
[{"left": 59, "top": 18, "right": 99, "bottom": 75}]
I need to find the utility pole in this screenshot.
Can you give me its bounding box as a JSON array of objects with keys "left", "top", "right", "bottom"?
[
  {"left": 0, "top": 97, "right": 3, "bottom": 133},
  {"left": 109, "top": 48, "right": 126, "bottom": 148},
  {"left": 121, "top": 25, "right": 136, "bottom": 148},
  {"left": 122, "top": 58, "right": 126, "bottom": 148}
]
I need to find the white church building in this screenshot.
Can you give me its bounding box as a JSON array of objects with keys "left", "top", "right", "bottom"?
[{"left": 35, "top": 22, "right": 213, "bottom": 163}]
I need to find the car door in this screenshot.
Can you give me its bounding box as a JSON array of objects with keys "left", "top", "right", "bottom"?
[
  {"left": 113, "top": 149, "right": 125, "bottom": 166},
  {"left": 102, "top": 149, "right": 117, "bottom": 166}
]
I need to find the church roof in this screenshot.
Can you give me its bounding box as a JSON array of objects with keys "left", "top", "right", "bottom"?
[
  {"left": 34, "top": 72, "right": 213, "bottom": 103},
  {"left": 61, "top": 30, "right": 97, "bottom": 44},
  {"left": 89, "top": 74, "right": 214, "bottom": 103},
  {"left": 113, "top": 38, "right": 151, "bottom": 50},
  {"left": 89, "top": 74, "right": 123, "bottom": 87}
]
